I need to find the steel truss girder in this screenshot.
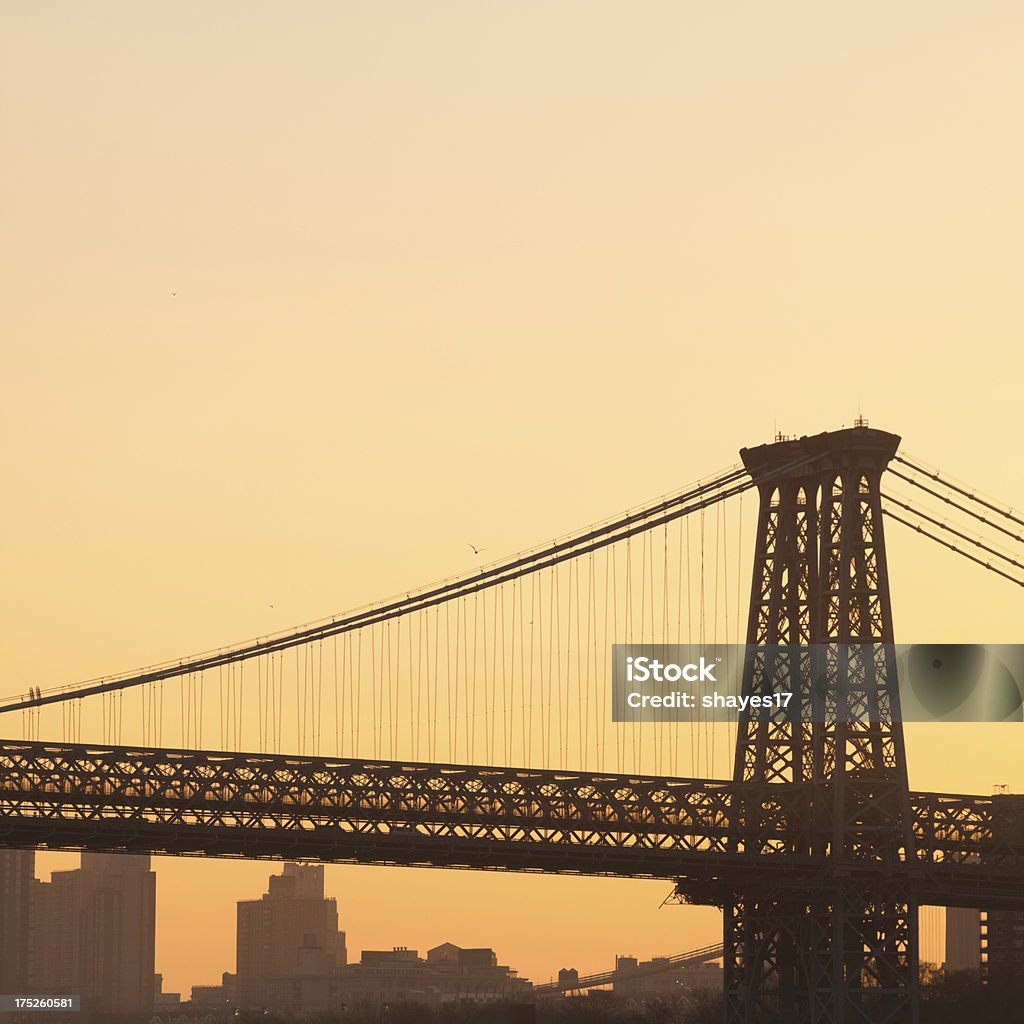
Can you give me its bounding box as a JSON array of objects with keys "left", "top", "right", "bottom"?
[{"left": 1, "top": 739, "right": 1023, "bottom": 908}]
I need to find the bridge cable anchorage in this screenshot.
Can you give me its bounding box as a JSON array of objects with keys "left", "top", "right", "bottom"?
[
  {"left": 1, "top": 452, "right": 815, "bottom": 717},
  {"left": 894, "top": 452, "right": 1024, "bottom": 535},
  {"left": 882, "top": 493, "right": 1024, "bottom": 573},
  {"left": 882, "top": 507, "right": 1024, "bottom": 588}
]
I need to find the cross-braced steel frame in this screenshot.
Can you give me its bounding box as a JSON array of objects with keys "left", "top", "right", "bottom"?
[
  {"left": 0, "top": 738, "right": 1022, "bottom": 907},
  {"left": 720, "top": 427, "right": 917, "bottom": 1024}
]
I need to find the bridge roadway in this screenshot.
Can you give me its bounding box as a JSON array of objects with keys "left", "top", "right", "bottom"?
[{"left": 1, "top": 739, "right": 1022, "bottom": 910}]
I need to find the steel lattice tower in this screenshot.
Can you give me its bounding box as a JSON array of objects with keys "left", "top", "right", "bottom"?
[{"left": 726, "top": 426, "right": 918, "bottom": 1024}]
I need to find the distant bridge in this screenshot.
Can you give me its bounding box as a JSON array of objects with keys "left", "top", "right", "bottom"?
[{"left": 534, "top": 941, "right": 725, "bottom": 995}]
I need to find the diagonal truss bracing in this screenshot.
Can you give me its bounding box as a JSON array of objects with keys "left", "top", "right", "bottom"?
[{"left": 1, "top": 738, "right": 1023, "bottom": 912}]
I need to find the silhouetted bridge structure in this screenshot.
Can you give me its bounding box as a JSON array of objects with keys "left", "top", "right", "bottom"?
[
  {"left": 3, "top": 740, "right": 1023, "bottom": 912},
  {"left": 4, "top": 425, "right": 1024, "bottom": 1023},
  {"left": 534, "top": 940, "right": 725, "bottom": 995}
]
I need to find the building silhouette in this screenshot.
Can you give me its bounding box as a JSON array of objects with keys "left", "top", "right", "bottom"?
[
  {"left": 235, "top": 863, "right": 346, "bottom": 1009},
  {"left": 983, "top": 910, "right": 1024, "bottom": 984},
  {"left": 0, "top": 849, "right": 33, "bottom": 992},
  {"left": 336, "top": 943, "right": 531, "bottom": 1008},
  {"left": 227, "top": 862, "right": 531, "bottom": 1018},
  {"left": 189, "top": 972, "right": 237, "bottom": 1010},
  {"left": 30, "top": 853, "right": 156, "bottom": 1014},
  {"left": 940, "top": 906, "right": 1024, "bottom": 983},
  {"left": 232, "top": 868, "right": 524, "bottom": 1012},
  {"left": 945, "top": 907, "right": 982, "bottom": 973},
  {"left": 611, "top": 954, "right": 721, "bottom": 997}
]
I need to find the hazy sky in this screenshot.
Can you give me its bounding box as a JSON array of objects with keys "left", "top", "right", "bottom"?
[{"left": 3, "top": 2, "right": 1024, "bottom": 995}]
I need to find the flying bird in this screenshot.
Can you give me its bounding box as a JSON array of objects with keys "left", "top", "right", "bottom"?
[{"left": 468, "top": 543, "right": 486, "bottom": 555}]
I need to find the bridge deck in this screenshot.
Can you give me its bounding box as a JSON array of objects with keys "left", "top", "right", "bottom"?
[{"left": 2, "top": 739, "right": 1022, "bottom": 908}]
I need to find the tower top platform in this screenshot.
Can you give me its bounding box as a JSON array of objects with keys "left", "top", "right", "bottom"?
[{"left": 740, "top": 425, "right": 901, "bottom": 481}]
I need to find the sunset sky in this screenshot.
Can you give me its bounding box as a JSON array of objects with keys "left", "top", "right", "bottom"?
[{"left": 4, "top": 2, "right": 1024, "bottom": 995}]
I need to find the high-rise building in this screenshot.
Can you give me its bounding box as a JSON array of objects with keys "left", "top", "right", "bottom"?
[
  {"left": 944, "top": 907, "right": 981, "bottom": 974},
  {"left": 30, "top": 853, "right": 156, "bottom": 1014},
  {"left": 0, "top": 849, "right": 34, "bottom": 991},
  {"left": 235, "top": 863, "right": 346, "bottom": 1009},
  {"left": 983, "top": 910, "right": 1024, "bottom": 985}
]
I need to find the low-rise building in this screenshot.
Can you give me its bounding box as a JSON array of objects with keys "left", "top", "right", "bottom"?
[
  {"left": 188, "top": 973, "right": 237, "bottom": 1011},
  {"left": 612, "top": 955, "right": 721, "bottom": 997},
  {"left": 260, "top": 943, "right": 531, "bottom": 1014}
]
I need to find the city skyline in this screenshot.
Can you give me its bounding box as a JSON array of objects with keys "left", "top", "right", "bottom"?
[
  {"left": 21, "top": 852, "right": 720, "bottom": 995},
  {"left": 6, "top": 849, "right": 1012, "bottom": 1012},
  {"left": 10, "top": 852, "right": 1006, "bottom": 1012},
  {"left": 15, "top": 847, "right": 968, "bottom": 998}
]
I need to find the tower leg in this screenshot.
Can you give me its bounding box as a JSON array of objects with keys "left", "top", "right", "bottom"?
[{"left": 725, "top": 885, "right": 918, "bottom": 1024}]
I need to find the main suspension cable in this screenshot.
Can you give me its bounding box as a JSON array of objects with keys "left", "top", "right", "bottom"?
[
  {"left": 883, "top": 507, "right": 1024, "bottom": 588},
  {"left": 890, "top": 467, "right": 1024, "bottom": 546},
  {"left": 6, "top": 457, "right": 817, "bottom": 716},
  {"left": 894, "top": 453, "right": 1024, "bottom": 533},
  {"left": 882, "top": 493, "right": 1024, "bottom": 573}
]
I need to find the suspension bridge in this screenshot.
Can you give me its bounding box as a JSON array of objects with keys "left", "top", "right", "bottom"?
[{"left": 3, "top": 424, "right": 1024, "bottom": 1024}]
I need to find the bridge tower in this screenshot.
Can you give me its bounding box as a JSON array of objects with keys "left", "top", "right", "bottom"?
[{"left": 726, "top": 426, "right": 917, "bottom": 1024}]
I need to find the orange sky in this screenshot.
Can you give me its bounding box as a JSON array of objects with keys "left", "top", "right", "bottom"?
[{"left": 4, "top": 1, "right": 1024, "bottom": 996}]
